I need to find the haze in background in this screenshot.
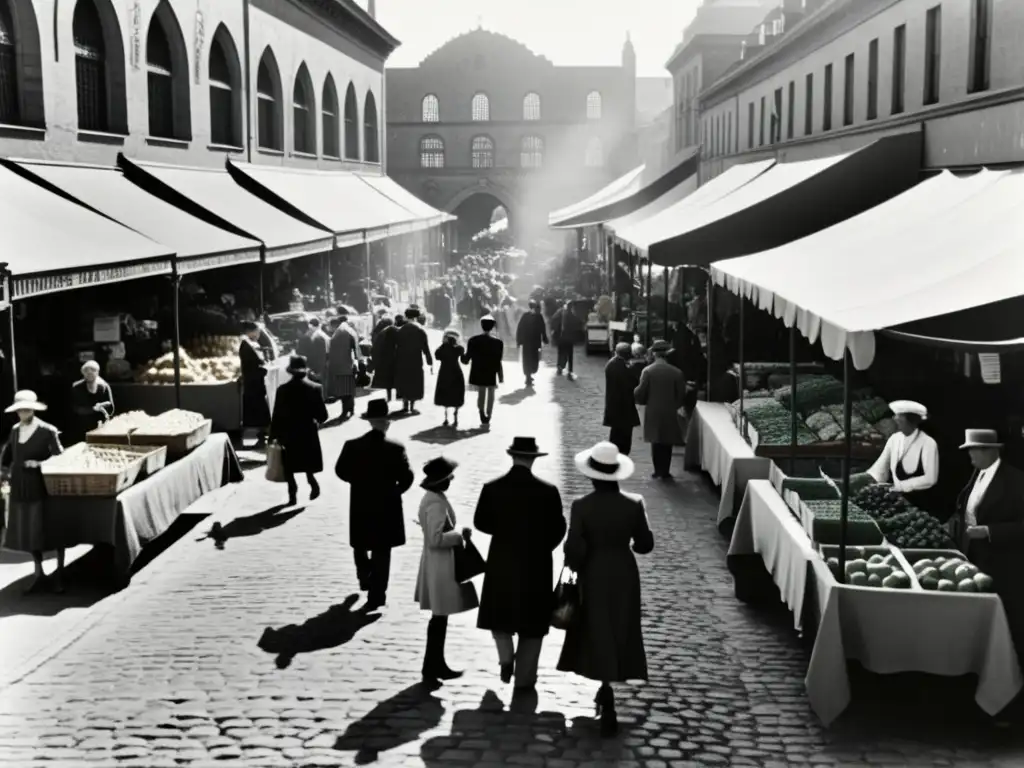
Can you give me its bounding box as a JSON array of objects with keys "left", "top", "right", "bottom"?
[{"left": 372, "top": 0, "right": 701, "bottom": 77}]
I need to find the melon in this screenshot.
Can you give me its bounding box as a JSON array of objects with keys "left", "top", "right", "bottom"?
[
  {"left": 914, "top": 558, "right": 935, "bottom": 572},
  {"left": 848, "top": 571, "right": 869, "bottom": 586},
  {"left": 845, "top": 559, "right": 868, "bottom": 575},
  {"left": 919, "top": 575, "right": 939, "bottom": 591},
  {"left": 973, "top": 573, "right": 995, "bottom": 593},
  {"left": 955, "top": 563, "right": 979, "bottom": 581},
  {"left": 957, "top": 579, "right": 978, "bottom": 593},
  {"left": 867, "top": 574, "right": 883, "bottom": 588},
  {"left": 868, "top": 554, "right": 886, "bottom": 565},
  {"left": 938, "top": 561, "right": 961, "bottom": 580},
  {"left": 937, "top": 579, "right": 957, "bottom": 592},
  {"left": 916, "top": 566, "right": 940, "bottom": 582}
]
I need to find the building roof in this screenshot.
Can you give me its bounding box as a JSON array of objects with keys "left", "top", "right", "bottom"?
[
  {"left": 666, "top": 0, "right": 777, "bottom": 69},
  {"left": 417, "top": 28, "right": 552, "bottom": 68}
]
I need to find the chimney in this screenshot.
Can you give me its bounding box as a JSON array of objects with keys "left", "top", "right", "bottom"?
[{"left": 368, "top": 0, "right": 376, "bottom": 18}]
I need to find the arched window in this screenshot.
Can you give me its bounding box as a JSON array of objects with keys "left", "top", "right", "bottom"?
[
  {"left": 520, "top": 135, "right": 543, "bottom": 168},
  {"left": 471, "top": 135, "right": 494, "bottom": 169},
  {"left": 256, "top": 48, "right": 283, "bottom": 150},
  {"left": 145, "top": 2, "right": 189, "bottom": 140},
  {"left": 292, "top": 63, "right": 315, "bottom": 154},
  {"left": 0, "top": 0, "right": 17, "bottom": 123},
  {"left": 73, "top": 0, "right": 109, "bottom": 130},
  {"left": 522, "top": 92, "right": 540, "bottom": 121},
  {"left": 343, "top": 82, "right": 359, "bottom": 160},
  {"left": 421, "top": 93, "right": 439, "bottom": 122},
  {"left": 208, "top": 25, "right": 241, "bottom": 146},
  {"left": 471, "top": 92, "right": 489, "bottom": 121},
  {"left": 584, "top": 136, "right": 603, "bottom": 167},
  {"left": 322, "top": 74, "right": 339, "bottom": 157},
  {"left": 586, "top": 90, "right": 602, "bottom": 119},
  {"left": 364, "top": 90, "right": 379, "bottom": 163},
  {"left": 419, "top": 135, "right": 444, "bottom": 168}
]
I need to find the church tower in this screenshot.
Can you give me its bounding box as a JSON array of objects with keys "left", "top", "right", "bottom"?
[{"left": 623, "top": 32, "right": 637, "bottom": 132}]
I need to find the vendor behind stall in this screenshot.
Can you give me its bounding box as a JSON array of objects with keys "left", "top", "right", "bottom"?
[
  {"left": 69, "top": 361, "right": 114, "bottom": 443},
  {"left": 240, "top": 321, "right": 271, "bottom": 448},
  {"left": 867, "top": 400, "right": 940, "bottom": 510}
]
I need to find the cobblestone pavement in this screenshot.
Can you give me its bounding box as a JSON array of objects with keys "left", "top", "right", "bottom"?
[{"left": 2, "top": 344, "right": 1024, "bottom": 767}]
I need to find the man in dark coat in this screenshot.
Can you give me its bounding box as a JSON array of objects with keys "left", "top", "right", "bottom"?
[
  {"left": 370, "top": 316, "right": 398, "bottom": 400},
  {"left": 515, "top": 300, "right": 548, "bottom": 387},
  {"left": 296, "top": 318, "right": 330, "bottom": 392},
  {"left": 336, "top": 398, "right": 414, "bottom": 610},
  {"left": 549, "top": 300, "right": 583, "bottom": 380},
  {"left": 604, "top": 343, "right": 641, "bottom": 456},
  {"left": 269, "top": 355, "right": 329, "bottom": 506},
  {"left": 239, "top": 321, "right": 271, "bottom": 448},
  {"left": 952, "top": 429, "right": 1024, "bottom": 668},
  {"left": 462, "top": 314, "right": 504, "bottom": 426},
  {"left": 394, "top": 305, "right": 433, "bottom": 413},
  {"left": 634, "top": 340, "right": 685, "bottom": 480},
  {"left": 474, "top": 437, "right": 565, "bottom": 691}
]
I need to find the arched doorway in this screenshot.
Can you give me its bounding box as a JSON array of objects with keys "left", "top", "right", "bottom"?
[{"left": 451, "top": 191, "right": 511, "bottom": 248}]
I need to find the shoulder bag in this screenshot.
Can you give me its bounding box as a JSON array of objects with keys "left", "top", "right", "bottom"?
[
  {"left": 445, "top": 507, "right": 485, "bottom": 583},
  {"left": 551, "top": 566, "right": 581, "bottom": 630}
]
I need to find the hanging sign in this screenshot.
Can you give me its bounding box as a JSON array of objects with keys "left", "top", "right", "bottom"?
[
  {"left": 193, "top": 8, "right": 205, "bottom": 85},
  {"left": 130, "top": 1, "right": 142, "bottom": 70},
  {"left": 93, "top": 316, "right": 121, "bottom": 343}
]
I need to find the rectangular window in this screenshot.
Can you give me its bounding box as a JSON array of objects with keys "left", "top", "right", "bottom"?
[
  {"left": 727, "top": 111, "right": 733, "bottom": 153},
  {"left": 747, "top": 101, "right": 755, "bottom": 148},
  {"left": 892, "top": 24, "right": 906, "bottom": 114},
  {"left": 968, "top": 0, "right": 992, "bottom": 93},
  {"left": 843, "top": 54, "right": 855, "bottom": 126},
  {"left": 804, "top": 73, "right": 813, "bottom": 135},
  {"left": 924, "top": 5, "right": 942, "bottom": 105},
  {"left": 787, "top": 81, "right": 795, "bottom": 139},
  {"left": 867, "top": 38, "right": 879, "bottom": 120},
  {"left": 823, "top": 64, "right": 833, "bottom": 131},
  {"left": 759, "top": 95, "right": 765, "bottom": 146}
]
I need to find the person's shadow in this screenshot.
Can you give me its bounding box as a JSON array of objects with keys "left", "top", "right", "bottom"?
[
  {"left": 410, "top": 425, "right": 489, "bottom": 445},
  {"left": 200, "top": 504, "right": 305, "bottom": 549},
  {"left": 499, "top": 387, "right": 536, "bottom": 406},
  {"left": 334, "top": 682, "right": 446, "bottom": 765},
  {"left": 257, "top": 594, "right": 381, "bottom": 669}
]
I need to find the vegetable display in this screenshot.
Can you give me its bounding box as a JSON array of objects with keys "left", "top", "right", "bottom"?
[
  {"left": 134, "top": 409, "right": 208, "bottom": 436},
  {"left": 43, "top": 445, "right": 141, "bottom": 472},
  {"left": 136, "top": 346, "right": 241, "bottom": 385},
  {"left": 803, "top": 500, "right": 884, "bottom": 546},
  {"left": 854, "top": 484, "right": 955, "bottom": 549},
  {"left": 774, "top": 375, "right": 845, "bottom": 413},
  {"left": 824, "top": 547, "right": 913, "bottom": 589},
  {"left": 906, "top": 553, "right": 995, "bottom": 593}
]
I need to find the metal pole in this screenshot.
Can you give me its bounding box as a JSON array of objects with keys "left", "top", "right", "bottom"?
[
  {"left": 364, "top": 235, "right": 371, "bottom": 310},
  {"left": 838, "top": 349, "right": 853, "bottom": 583},
  {"left": 171, "top": 262, "right": 182, "bottom": 408},
  {"left": 738, "top": 297, "right": 746, "bottom": 441},
  {"left": 628, "top": 251, "right": 635, "bottom": 312},
  {"left": 705, "top": 272, "right": 713, "bottom": 402},
  {"left": 645, "top": 260, "right": 652, "bottom": 344},
  {"left": 664, "top": 265, "right": 671, "bottom": 334},
  {"left": 257, "top": 247, "right": 265, "bottom": 316},
  {"left": 4, "top": 273, "right": 17, "bottom": 395},
  {"left": 789, "top": 324, "right": 798, "bottom": 475}
]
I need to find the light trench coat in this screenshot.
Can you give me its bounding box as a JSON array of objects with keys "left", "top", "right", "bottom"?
[{"left": 414, "top": 490, "right": 479, "bottom": 616}]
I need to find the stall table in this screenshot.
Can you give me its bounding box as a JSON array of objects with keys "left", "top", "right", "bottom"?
[
  {"left": 728, "top": 480, "right": 1023, "bottom": 726},
  {"left": 684, "top": 401, "right": 771, "bottom": 531},
  {"left": 45, "top": 434, "right": 243, "bottom": 580},
  {"left": 110, "top": 381, "right": 242, "bottom": 433}
]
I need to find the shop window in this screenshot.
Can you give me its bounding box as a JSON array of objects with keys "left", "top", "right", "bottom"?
[
  {"left": 344, "top": 82, "right": 359, "bottom": 159},
  {"left": 256, "top": 48, "right": 283, "bottom": 150},
  {"left": 924, "top": 5, "right": 941, "bottom": 105},
  {"left": 208, "top": 25, "right": 241, "bottom": 146},
  {"left": 471, "top": 135, "right": 494, "bottom": 168},
  {"left": 292, "top": 63, "right": 315, "bottom": 154},
  {"left": 892, "top": 25, "right": 906, "bottom": 114},
  {"left": 520, "top": 135, "right": 543, "bottom": 168},
  {"left": 420, "top": 135, "right": 444, "bottom": 168},
  {"left": 364, "top": 91, "right": 379, "bottom": 163},
  {"left": 145, "top": 2, "right": 190, "bottom": 140},
  {"left": 823, "top": 63, "right": 833, "bottom": 131},
  {"left": 322, "top": 74, "right": 339, "bottom": 157},
  {"left": 421, "top": 93, "right": 439, "bottom": 122},
  {"left": 73, "top": 0, "right": 110, "bottom": 131},
  {"left": 471, "top": 92, "right": 489, "bottom": 121},
  {"left": 0, "top": 0, "right": 17, "bottom": 123},
  {"left": 968, "top": 0, "right": 991, "bottom": 94},
  {"left": 523, "top": 92, "right": 540, "bottom": 121}
]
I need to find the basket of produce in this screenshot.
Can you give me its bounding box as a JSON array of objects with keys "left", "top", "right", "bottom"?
[
  {"left": 135, "top": 345, "right": 240, "bottom": 385},
  {"left": 40, "top": 443, "right": 150, "bottom": 496},
  {"left": 773, "top": 375, "right": 845, "bottom": 413},
  {"left": 800, "top": 499, "right": 884, "bottom": 546},
  {"left": 131, "top": 409, "right": 212, "bottom": 456},
  {"left": 820, "top": 545, "right": 914, "bottom": 589},
  {"left": 902, "top": 550, "right": 996, "bottom": 594},
  {"left": 86, "top": 410, "right": 154, "bottom": 445},
  {"left": 854, "top": 485, "right": 956, "bottom": 550}
]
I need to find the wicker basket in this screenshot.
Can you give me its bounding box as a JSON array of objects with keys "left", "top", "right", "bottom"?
[
  {"left": 131, "top": 419, "right": 213, "bottom": 457},
  {"left": 41, "top": 444, "right": 148, "bottom": 497}
]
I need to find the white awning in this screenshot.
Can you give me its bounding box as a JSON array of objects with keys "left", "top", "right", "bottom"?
[
  {"left": 548, "top": 165, "right": 645, "bottom": 228},
  {"left": 604, "top": 170, "right": 700, "bottom": 235},
  {"left": 357, "top": 174, "right": 455, "bottom": 227},
  {"left": 711, "top": 169, "right": 1022, "bottom": 369}
]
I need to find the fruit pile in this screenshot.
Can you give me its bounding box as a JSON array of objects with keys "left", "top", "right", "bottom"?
[
  {"left": 134, "top": 409, "right": 207, "bottom": 436},
  {"left": 825, "top": 550, "right": 912, "bottom": 589},
  {"left": 89, "top": 410, "right": 151, "bottom": 436},
  {"left": 774, "top": 375, "right": 845, "bottom": 412},
  {"left": 910, "top": 555, "right": 995, "bottom": 593},
  {"left": 43, "top": 445, "right": 141, "bottom": 472},
  {"left": 136, "top": 348, "right": 240, "bottom": 385},
  {"left": 803, "top": 500, "right": 884, "bottom": 546},
  {"left": 854, "top": 484, "right": 954, "bottom": 549}
]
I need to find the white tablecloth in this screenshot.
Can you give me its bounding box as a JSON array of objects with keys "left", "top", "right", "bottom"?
[
  {"left": 265, "top": 355, "right": 291, "bottom": 414},
  {"left": 729, "top": 480, "right": 1023, "bottom": 726},
  {"left": 684, "top": 402, "right": 771, "bottom": 527}
]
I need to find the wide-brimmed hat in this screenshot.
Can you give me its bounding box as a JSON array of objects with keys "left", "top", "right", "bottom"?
[
  {"left": 480, "top": 313, "right": 496, "bottom": 324},
  {"left": 443, "top": 327, "right": 460, "bottom": 338},
  {"left": 889, "top": 400, "right": 928, "bottom": 420},
  {"left": 960, "top": 429, "right": 1003, "bottom": 450},
  {"left": 286, "top": 354, "right": 308, "bottom": 374},
  {"left": 649, "top": 339, "right": 673, "bottom": 354},
  {"left": 421, "top": 456, "right": 458, "bottom": 489},
  {"left": 404, "top": 304, "right": 421, "bottom": 319},
  {"left": 361, "top": 399, "right": 390, "bottom": 420},
  {"left": 574, "top": 441, "right": 634, "bottom": 481},
  {"left": 508, "top": 437, "right": 547, "bottom": 457},
  {"left": 5, "top": 390, "right": 47, "bottom": 413}
]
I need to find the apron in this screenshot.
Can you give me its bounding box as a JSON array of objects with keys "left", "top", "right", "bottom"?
[{"left": 893, "top": 438, "right": 939, "bottom": 515}]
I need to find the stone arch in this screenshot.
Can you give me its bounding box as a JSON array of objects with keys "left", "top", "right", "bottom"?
[
  {"left": 72, "top": 0, "right": 128, "bottom": 133},
  {"left": 446, "top": 183, "right": 518, "bottom": 244},
  {"left": 0, "top": 0, "right": 43, "bottom": 126}
]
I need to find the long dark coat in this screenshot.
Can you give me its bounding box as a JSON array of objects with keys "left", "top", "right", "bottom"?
[
  {"left": 239, "top": 338, "right": 271, "bottom": 429},
  {"left": 475, "top": 465, "right": 566, "bottom": 637},
  {"left": 550, "top": 307, "right": 583, "bottom": 346},
  {"left": 462, "top": 333, "right": 504, "bottom": 387},
  {"left": 603, "top": 357, "right": 641, "bottom": 429},
  {"left": 269, "top": 375, "right": 328, "bottom": 473},
  {"left": 634, "top": 357, "right": 685, "bottom": 445},
  {"left": 336, "top": 429, "right": 414, "bottom": 550},
  {"left": 69, "top": 378, "right": 115, "bottom": 442},
  {"left": 557, "top": 489, "right": 654, "bottom": 682},
  {"left": 371, "top": 325, "right": 398, "bottom": 390},
  {"left": 434, "top": 342, "right": 466, "bottom": 408},
  {"left": 395, "top": 322, "right": 433, "bottom": 401},
  {"left": 516, "top": 311, "right": 548, "bottom": 376},
  {"left": 298, "top": 330, "right": 330, "bottom": 386}
]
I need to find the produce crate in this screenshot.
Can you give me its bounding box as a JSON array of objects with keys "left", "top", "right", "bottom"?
[
  {"left": 798, "top": 499, "right": 884, "bottom": 547},
  {"left": 131, "top": 419, "right": 213, "bottom": 457},
  {"left": 41, "top": 444, "right": 148, "bottom": 497},
  {"left": 818, "top": 545, "right": 916, "bottom": 590},
  {"left": 900, "top": 549, "right": 996, "bottom": 594}
]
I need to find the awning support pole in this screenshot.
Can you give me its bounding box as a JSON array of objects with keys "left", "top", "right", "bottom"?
[
  {"left": 838, "top": 348, "right": 853, "bottom": 583},
  {"left": 257, "top": 246, "right": 266, "bottom": 317},
  {"left": 364, "top": 233, "right": 371, "bottom": 310},
  {"left": 627, "top": 251, "right": 635, "bottom": 313},
  {"left": 3, "top": 270, "right": 17, "bottom": 395},
  {"left": 645, "top": 260, "right": 652, "bottom": 345},
  {"left": 171, "top": 261, "right": 182, "bottom": 409},
  {"left": 664, "top": 266, "right": 671, "bottom": 335},
  {"left": 789, "top": 324, "right": 798, "bottom": 474},
  {"left": 738, "top": 296, "right": 746, "bottom": 441},
  {"left": 705, "top": 271, "right": 713, "bottom": 402}
]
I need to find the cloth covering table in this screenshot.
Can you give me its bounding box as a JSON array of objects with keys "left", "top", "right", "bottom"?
[
  {"left": 729, "top": 480, "right": 1023, "bottom": 726},
  {"left": 684, "top": 401, "right": 771, "bottom": 529},
  {"left": 45, "top": 434, "right": 243, "bottom": 578}
]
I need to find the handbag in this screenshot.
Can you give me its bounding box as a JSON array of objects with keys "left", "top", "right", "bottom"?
[
  {"left": 445, "top": 509, "right": 485, "bottom": 583},
  {"left": 265, "top": 441, "right": 286, "bottom": 483},
  {"left": 551, "top": 566, "right": 581, "bottom": 630}
]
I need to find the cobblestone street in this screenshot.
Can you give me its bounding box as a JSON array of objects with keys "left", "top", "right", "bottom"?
[{"left": 1, "top": 346, "right": 1024, "bottom": 767}]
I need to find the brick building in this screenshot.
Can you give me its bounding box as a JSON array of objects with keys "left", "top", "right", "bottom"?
[{"left": 384, "top": 27, "right": 640, "bottom": 247}]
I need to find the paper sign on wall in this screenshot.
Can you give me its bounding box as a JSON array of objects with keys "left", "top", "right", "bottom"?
[{"left": 93, "top": 316, "right": 121, "bottom": 343}]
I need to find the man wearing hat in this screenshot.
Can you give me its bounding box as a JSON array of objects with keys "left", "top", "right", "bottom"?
[
  {"left": 336, "top": 399, "right": 415, "bottom": 609},
  {"left": 394, "top": 305, "right": 433, "bottom": 413},
  {"left": 549, "top": 300, "right": 583, "bottom": 380},
  {"left": 462, "top": 313, "right": 504, "bottom": 426},
  {"left": 269, "top": 355, "right": 329, "bottom": 506},
  {"left": 866, "top": 400, "right": 940, "bottom": 510},
  {"left": 604, "top": 343, "right": 641, "bottom": 456},
  {"left": 634, "top": 340, "right": 685, "bottom": 479},
  {"left": 239, "top": 320, "right": 271, "bottom": 448},
  {"left": 515, "top": 300, "right": 548, "bottom": 387},
  {"left": 474, "top": 437, "right": 566, "bottom": 691}
]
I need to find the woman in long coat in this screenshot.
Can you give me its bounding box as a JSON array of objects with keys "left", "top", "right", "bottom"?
[
  {"left": 240, "top": 322, "right": 271, "bottom": 446},
  {"left": 558, "top": 441, "right": 654, "bottom": 737},
  {"left": 414, "top": 457, "right": 479, "bottom": 685},
  {"left": 434, "top": 329, "right": 466, "bottom": 427},
  {"left": 394, "top": 306, "right": 433, "bottom": 413},
  {"left": 69, "top": 360, "right": 114, "bottom": 443},
  {"left": 269, "top": 355, "right": 329, "bottom": 506},
  {"left": 370, "top": 316, "right": 398, "bottom": 399},
  {"left": 1, "top": 391, "right": 65, "bottom": 594},
  {"left": 328, "top": 319, "right": 361, "bottom": 419}
]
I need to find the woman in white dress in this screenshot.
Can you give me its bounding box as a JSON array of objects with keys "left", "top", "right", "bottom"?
[{"left": 867, "top": 400, "right": 940, "bottom": 511}]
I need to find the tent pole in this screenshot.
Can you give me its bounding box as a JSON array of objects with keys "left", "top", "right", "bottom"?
[
  {"left": 257, "top": 247, "right": 266, "bottom": 317},
  {"left": 789, "top": 324, "right": 798, "bottom": 474},
  {"left": 838, "top": 349, "right": 853, "bottom": 583},
  {"left": 171, "top": 262, "right": 182, "bottom": 409},
  {"left": 738, "top": 297, "right": 746, "bottom": 441},
  {"left": 664, "top": 266, "right": 671, "bottom": 337},
  {"left": 4, "top": 272, "right": 17, "bottom": 395},
  {"left": 645, "top": 260, "right": 653, "bottom": 344},
  {"left": 364, "top": 235, "right": 371, "bottom": 310},
  {"left": 705, "top": 271, "right": 712, "bottom": 402}
]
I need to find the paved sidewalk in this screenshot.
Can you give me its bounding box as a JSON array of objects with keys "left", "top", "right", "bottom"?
[{"left": 1, "top": 347, "right": 1023, "bottom": 766}]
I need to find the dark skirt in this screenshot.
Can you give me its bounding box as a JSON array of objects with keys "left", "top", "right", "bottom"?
[
  {"left": 329, "top": 374, "right": 356, "bottom": 399},
  {"left": 5, "top": 500, "right": 46, "bottom": 552},
  {"left": 434, "top": 362, "right": 466, "bottom": 408},
  {"left": 242, "top": 379, "right": 271, "bottom": 429},
  {"left": 521, "top": 347, "right": 541, "bottom": 376}
]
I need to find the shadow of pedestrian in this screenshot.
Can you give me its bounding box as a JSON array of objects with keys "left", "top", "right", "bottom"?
[
  {"left": 410, "top": 425, "right": 489, "bottom": 445},
  {"left": 0, "top": 546, "right": 118, "bottom": 617},
  {"left": 257, "top": 593, "right": 381, "bottom": 669},
  {"left": 202, "top": 505, "right": 306, "bottom": 549},
  {"left": 334, "top": 681, "right": 446, "bottom": 765},
  {"left": 498, "top": 387, "right": 535, "bottom": 406}
]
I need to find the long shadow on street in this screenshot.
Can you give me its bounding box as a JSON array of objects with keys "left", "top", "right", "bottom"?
[
  {"left": 410, "top": 425, "right": 489, "bottom": 445},
  {"left": 201, "top": 504, "right": 306, "bottom": 549},
  {"left": 257, "top": 593, "right": 381, "bottom": 669},
  {"left": 334, "top": 681, "right": 446, "bottom": 765},
  {"left": 499, "top": 386, "right": 537, "bottom": 406}
]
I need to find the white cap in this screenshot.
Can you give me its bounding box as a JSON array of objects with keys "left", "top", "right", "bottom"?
[{"left": 888, "top": 400, "right": 927, "bottom": 419}]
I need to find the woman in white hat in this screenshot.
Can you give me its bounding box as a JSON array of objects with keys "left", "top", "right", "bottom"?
[
  {"left": 866, "top": 400, "right": 940, "bottom": 509},
  {"left": 556, "top": 441, "right": 654, "bottom": 737},
  {"left": 1, "top": 391, "right": 65, "bottom": 594}
]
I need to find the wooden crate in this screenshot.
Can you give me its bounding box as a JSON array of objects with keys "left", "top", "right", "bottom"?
[
  {"left": 41, "top": 444, "right": 147, "bottom": 497},
  {"left": 130, "top": 419, "right": 213, "bottom": 457}
]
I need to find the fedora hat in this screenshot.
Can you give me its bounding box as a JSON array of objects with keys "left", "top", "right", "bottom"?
[
  {"left": 361, "top": 399, "right": 390, "bottom": 420},
  {"left": 507, "top": 436, "right": 547, "bottom": 457},
  {"left": 960, "top": 429, "right": 1003, "bottom": 450},
  {"left": 421, "top": 456, "right": 458, "bottom": 489},
  {"left": 5, "top": 390, "right": 47, "bottom": 414},
  {"left": 404, "top": 304, "right": 421, "bottom": 318},
  {"left": 574, "top": 441, "right": 634, "bottom": 482},
  {"left": 649, "top": 339, "right": 673, "bottom": 354},
  {"left": 889, "top": 400, "right": 928, "bottom": 420},
  {"left": 286, "top": 354, "right": 308, "bottom": 374}
]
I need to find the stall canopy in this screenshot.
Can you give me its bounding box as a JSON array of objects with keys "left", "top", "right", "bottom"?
[
  {"left": 711, "top": 168, "right": 1024, "bottom": 369},
  {"left": 616, "top": 130, "right": 922, "bottom": 266},
  {"left": 6, "top": 161, "right": 262, "bottom": 276},
  {"left": 603, "top": 166, "right": 701, "bottom": 236},
  {"left": 118, "top": 157, "right": 334, "bottom": 264},
  {"left": 357, "top": 174, "right": 455, "bottom": 227},
  {"left": 550, "top": 148, "right": 701, "bottom": 230},
  {"left": 0, "top": 164, "right": 173, "bottom": 300},
  {"left": 548, "top": 164, "right": 646, "bottom": 228},
  {"left": 226, "top": 160, "right": 434, "bottom": 246}
]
